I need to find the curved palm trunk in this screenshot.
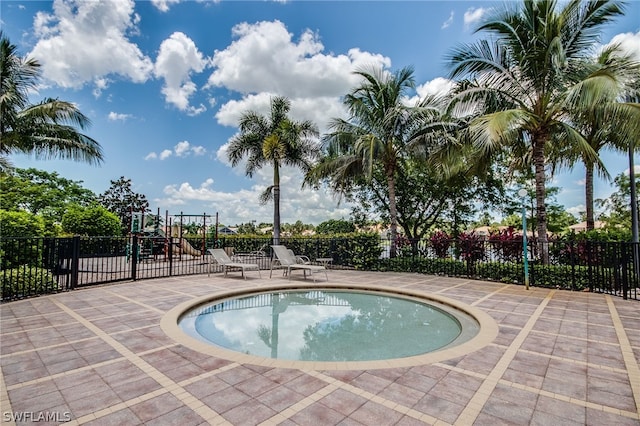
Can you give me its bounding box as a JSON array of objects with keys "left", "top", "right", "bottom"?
[
  {"left": 533, "top": 136, "right": 549, "bottom": 264},
  {"left": 387, "top": 172, "right": 399, "bottom": 258},
  {"left": 585, "top": 162, "right": 595, "bottom": 231},
  {"left": 273, "top": 161, "right": 281, "bottom": 244}
]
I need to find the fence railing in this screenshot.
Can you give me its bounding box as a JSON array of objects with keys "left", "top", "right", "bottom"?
[{"left": 1, "top": 235, "right": 638, "bottom": 302}]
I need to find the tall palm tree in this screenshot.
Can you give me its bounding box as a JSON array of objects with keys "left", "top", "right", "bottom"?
[
  {"left": 446, "top": 0, "right": 626, "bottom": 262},
  {"left": 0, "top": 32, "right": 103, "bottom": 172},
  {"left": 564, "top": 46, "right": 640, "bottom": 231},
  {"left": 226, "top": 96, "right": 319, "bottom": 243},
  {"left": 306, "top": 65, "right": 452, "bottom": 257}
]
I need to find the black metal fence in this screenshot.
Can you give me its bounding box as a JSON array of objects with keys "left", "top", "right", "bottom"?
[{"left": 1, "top": 235, "right": 638, "bottom": 302}]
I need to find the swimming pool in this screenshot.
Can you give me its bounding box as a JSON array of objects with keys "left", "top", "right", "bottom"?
[{"left": 177, "top": 288, "right": 481, "bottom": 363}]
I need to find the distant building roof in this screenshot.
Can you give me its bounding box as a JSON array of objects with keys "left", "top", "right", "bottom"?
[{"left": 568, "top": 221, "right": 606, "bottom": 232}]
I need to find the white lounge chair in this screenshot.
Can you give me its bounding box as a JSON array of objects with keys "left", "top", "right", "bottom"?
[
  {"left": 208, "top": 248, "right": 261, "bottom": 279},
  {"left": 270, "top": 245, "right": 327, "bottom": 282}
]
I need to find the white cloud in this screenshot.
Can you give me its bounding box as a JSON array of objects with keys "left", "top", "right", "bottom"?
[
  {"left": 464, "top": 7, "right": 487, "bottom": 27},
  {"left": 156, "top": 177, "right": 352, "bottom": 225},
  {"left": 404, "top": 77, "right": 456, "bottom": 105},
  {"left": 146, "top": 141, "right": 206, "bottom": 160},
  {"left": 207, "top": 20, "right": 390, "bottom": 98},
  {"left": 154, "top": 32, "right": 209, "bottom": 114},
  {"left": 30, "top": 0, "right": 153, "bottom": 89},
  {"left": 215, "top": 92, "right": 345, "bottom": 134},
  {"left": 208, "top": 20, "right": 388, "bottom": 133},
  {"left": 108, "top": 111, "right": 132, "bottom": 122},
  {"left": 441, "top": 11, "right": 454, "bottom": 29},
  {"left": 150, "top": 0, "right": 182, "bottom": 12},
  {"left": 607, "top": 31, "right": 640, "bottom": 61}
]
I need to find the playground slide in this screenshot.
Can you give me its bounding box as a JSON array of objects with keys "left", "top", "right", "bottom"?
[{"left": 180, "top": 239, "right": 202, "bottom": 256}]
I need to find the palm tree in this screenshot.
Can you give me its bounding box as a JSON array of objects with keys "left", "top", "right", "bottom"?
[
  {"left": 564, "top": 46, "right": 640, "bottom": 231},
  {"left": 226, "top": 96, "right": 319, "bottom": 243},
  {"left": 446, "top": 0, "right": 626, "bottom": 262},
  {"left": 0, "top": 32, "right": 103, "bottom": 172},
  {"left": 306, "top": 65, "right": 452, "bottom": 257}
]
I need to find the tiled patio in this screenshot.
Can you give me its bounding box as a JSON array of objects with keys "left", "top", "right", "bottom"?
[{"left": 1, "top": 270, "right": 639, "bottom": 425}]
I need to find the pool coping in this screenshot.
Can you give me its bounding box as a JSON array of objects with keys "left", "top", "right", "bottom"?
[{"left": 161, "top": 282, "right": 500, "bottom": 370}]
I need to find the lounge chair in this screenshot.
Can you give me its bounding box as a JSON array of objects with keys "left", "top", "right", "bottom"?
[
  {"left": 208, "top": 248, "right": 261, "bottom": 279},
  {"left": 288, "top": 249, "right": 311, "bottom": 265},
  {"left": 270, "top": 245, "right": 327, "bottom": 282}
]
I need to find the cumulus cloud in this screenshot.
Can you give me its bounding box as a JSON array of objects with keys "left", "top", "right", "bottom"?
[
  {"left": 441, "top": 11, "right": 454, "bottom": 29},
  {"left": 30, "top": 0, "right": 153, "bottom": 89},
  {"left": 208, "top": 20, "right": 389, "bottom": 133},
  {"left": 207, "top": 20, "right": 390, "bottom": 97},
  {"left": 156, "top": 177, "right": 352, "bottom": 224},
  {"left": 606, "top": 30, "right": 640, "bottom": 61},
  {"left": 150, "top": 0, "right": 182, "bottom": 12},
  {"left": 403, "top": 77, "right": 456, "bottom": 105},
  {"left": 464, "top": 7, "right": 487, "bottom": 27},
  {"left": 145, "top": 140, "right": 206, "bottom": 161},
  {"left": 154, "top": 32, "right": 209, "bottom": 114},
  {"left": 108, "top": 111, "right": 132, "bottom": 122}
]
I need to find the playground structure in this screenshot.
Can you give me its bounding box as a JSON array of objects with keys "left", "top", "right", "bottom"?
[{"left": 128, "top": 210, "right": 217, "bottom": 262}]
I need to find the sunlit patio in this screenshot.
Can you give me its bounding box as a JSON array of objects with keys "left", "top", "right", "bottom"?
[{"left": 1, "top": 270, "right": 639, "bottom": 425}]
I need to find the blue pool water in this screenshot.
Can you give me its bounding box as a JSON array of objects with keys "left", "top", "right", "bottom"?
[{"left": 179, "top": 289, "right": 477, "bottom": 362}]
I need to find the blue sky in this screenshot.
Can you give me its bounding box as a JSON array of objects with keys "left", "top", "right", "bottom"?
[{"left": 2, "top": 0, "right": 639, "bottom": 226}]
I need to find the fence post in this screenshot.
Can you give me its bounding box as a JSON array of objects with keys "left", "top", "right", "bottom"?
[
  {"left": 70, "top": 236, "right": 80, "bottom": 289},
  {"left": 621, "top": 243, "right": 629, "bottom": 300},
  {"left": 131, "top": 235, "right": 138, "bottom": 281},
  {"left": 587, "top": 240, "right": 594, "bottom": 293}
]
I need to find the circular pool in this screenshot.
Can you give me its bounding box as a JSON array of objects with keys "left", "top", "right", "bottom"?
[
  {"left": 161, "top": 285, "right": 499, "bottom": 369},
  {"left": 179, "top": 289, "right": 478, "bottom": 362}
]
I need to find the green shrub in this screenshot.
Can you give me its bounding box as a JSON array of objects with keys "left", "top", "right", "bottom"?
[
  {"left": 475, "top": 262, "right": 524, "bottom": 283},
  {"left": 1, "top": 266, "right": 59, "bottom": 300}
]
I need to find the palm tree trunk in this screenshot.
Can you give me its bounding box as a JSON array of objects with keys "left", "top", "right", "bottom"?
[
  {"left": 533, "top": 137, "right": 549, "bottom": 264},
  {"left": 387, "top": 172, "right": 398, "bottom": 258},
  {"left": 273, "top": 162, "right": 281, "bottom": 245},
  {"left": 585, "top": 162, "right": 595, "bottom": 231}
]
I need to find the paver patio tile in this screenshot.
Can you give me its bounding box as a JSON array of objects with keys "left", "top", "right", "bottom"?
[
  {"left": 350, "top": 371, "right": 393, "bottom": 394},
  {"left": 347, "top": 400, "right": 403, "bottom": 425},
  {"left": 584, "top": 408, "right": 640, "bottom": 426},
  {"left": 317, "top": 388, "right": 368, "bottom": 417},
  {"left": 82, "top": 408, "right": 143, "bottom": 426},
  {"left": 201, "top": 386, "right": 252, "bottom": 414},
  {"left": 66, "top": 388, "right": 122, "bottom": 418},
  {"left": 148, "top": 405, "right": 206, "bottom": 425},
  {"left": 413, "top": 393, "right": 465, "bottom": 424},
  {"left": 183, "top": 376, "right": 231, "bottom": 400},
  {"left": 283, "top": 372, "right": 328, "bottom": 396},
  {"left": 289, "top": 401, "right": 345, "bottom": 426},
  {"left": 128, "top": 392, "right": 183, "bottom": 422},
  {"left": 254, "top": 382, "right": 307, "bottom": 412},
  {"left": 221, "top": 400, "right": 277, "bottom": 425}
]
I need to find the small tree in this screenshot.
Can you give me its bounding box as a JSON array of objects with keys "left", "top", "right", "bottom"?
[
  {"left": 98, "top": 177, "right": 150, "bottom": 234},
  {"left": 61, "top": 205, "right": 121, "bottom": 236}
]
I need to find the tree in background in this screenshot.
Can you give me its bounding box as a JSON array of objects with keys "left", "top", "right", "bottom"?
[
  {"left": 0, "top": 168, "right": 96, "bottom": 227},
  {"left": 98, "top": 177, "right": 150, "bottom": 234},
  {"left": 61, "top": 205, "right": 121, "bottom": 236},
  {"left": 316, "top": 219, "right": 356, "bottom": 234},
  {"left": 308, "top": 66, "right": 453, "bottom": 255},
  {"left": 562, "top": 46, "right": 640, "bottom": 231},
  {"left": 447, "top": 0, "right": 626, "bottom": 261},
  {"left": 227, "top": 96, "right": 320, "bottom": 243},
  {"left": 597, "top": 171, "right": 640, "bottom": 235},
  {"left": 0, "top": 32, "right": 103, "bottom": 172}
]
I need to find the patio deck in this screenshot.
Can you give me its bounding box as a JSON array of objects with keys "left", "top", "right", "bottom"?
[{"left": 1, "top": 270, "right": 639, "bottom": 425}]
